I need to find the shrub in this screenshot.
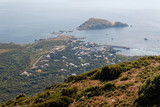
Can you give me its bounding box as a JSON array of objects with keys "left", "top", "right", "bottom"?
[
  {"left": 33, "top": 96, "right": 73, "bottom": 107},
  {"left": 131, "top": 57, "right": 151, "bottom": 69},
  {"left": 119, "top": 62, "right": 132, "bottom": 71},
  {"left": 0, "top": 104, "right": 5, "bottom": 107},
  {"left": 45, "top": 83, "right": 68, "bottom": 90},
  {"left": 34, "top": 91, "right": 51, "bottom": 103},
  {"left": 15, "top": 93, "right": 26, "bottom": 100},
  {"left": 120, "top": 77, "right": 128, "bottom": 81},
  {"left": 153, "top": 65, "right": 160, "bottom": 72},
  {"left": 91, "top": 64, "right": 123, "bottom": 80},
  {"left": 83, "top": 68, "right": 100, "bottom": 76},
  {"left": 14, "top": 97, "right": 26, "bottom": 106},
  {"left": 132, "top": 61, "right": 141, "bottom": 68},
  {"left": 120, "top": 85, "right": 126, "bottom": 90},
  {"left": 142, "top": 60, "right": 150, "bottom": 66},
  {"left": 128, "top": 71, "right": 132, "bottom": 74},
  {"left": 78, "top": 86, "right": 103, "bottom": 99},
  {"left": 61, "top": 87, "right": 78, "bottom": 97},
  {"left": 5, "top": 100, "right": 14, "bottom": 106},
  {"left": 102, "top": 82, "right": 116, "bottom": 91},
  {"left": 124, "top": 83, "right": 134, "bottom": 87},
  {"left": 65, "top": 75, "right": 87, "bottom": 83},
  {"left": 136, "top": 73, "right": 160, "bottom": 106}
]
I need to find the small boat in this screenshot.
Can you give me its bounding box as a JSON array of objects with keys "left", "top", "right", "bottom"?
[
  {"left": 68, "top": 30, "right": 74, "bottom": 32},
  {"left": 144, "top": 38, "right": 148, "bottom": 41},
  {"left": 126, "top": 47, "right": 130, "bottom": 50}
]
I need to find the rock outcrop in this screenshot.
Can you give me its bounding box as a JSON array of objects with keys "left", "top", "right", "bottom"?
[{"left": 77, "top": 18, "right": 128, "bottom": 30}]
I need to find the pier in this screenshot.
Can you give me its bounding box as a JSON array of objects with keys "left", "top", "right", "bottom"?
[{"left": 98, "top": 44, "right": 130, "bottom": 50}]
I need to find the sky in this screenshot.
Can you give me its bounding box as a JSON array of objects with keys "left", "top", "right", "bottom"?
[
  {"left": 0, "top": 0, "right": 160, "bottom": 29},
  {"left": 0, "top": 0, "right": 160, "bottom": 44},
  {"left": 1, "top": 0, "right": 159, "bottom": 20},
  {"left": 1, "top": 0, "right": 160, "bottom": 10}
]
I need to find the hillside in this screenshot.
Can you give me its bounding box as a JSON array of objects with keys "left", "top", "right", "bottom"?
[
  {"left": 77, "top": 18, "right": 128, "bottom": 30},
  {"left": 2, "top": 56, "right": 160, "bottom": 107},
  {"left": 0, "top": 35, "right": 137, "bottom": 103}
]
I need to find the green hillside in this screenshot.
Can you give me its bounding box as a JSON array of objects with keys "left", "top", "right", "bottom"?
[
  {"left": 1, "top": 56, "right": 160, "bottom": 107},
  {"left": 0, "top": 36, "right": 138, "bottom": 103}
]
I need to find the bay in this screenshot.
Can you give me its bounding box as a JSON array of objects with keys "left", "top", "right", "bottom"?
[{"left": 1, "top": 0, "right": 160, "bottom": 56}]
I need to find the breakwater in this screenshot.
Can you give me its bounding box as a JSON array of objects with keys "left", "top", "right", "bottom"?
[{"left": 98, "top": 44, "right": 130, "bottom": 50}]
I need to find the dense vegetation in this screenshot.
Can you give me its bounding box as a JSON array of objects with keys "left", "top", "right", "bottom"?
[
  {"left": 0, "top": 38, "right": 69, "bottom": 102},
  {"left": 2, "top": 56, "right": 160, "bottom": 106},
  {"left": 91, "top": 64, "right": 124, "bottom": 80},
  {"left": 0, "top": 49, "right": 31, "bottom": 102},
  {"left": 136, "top": 73, "right": 160, "bottom": 106},
  {"left": 0, "top": 36, "right": 138, "bottom": 103}
]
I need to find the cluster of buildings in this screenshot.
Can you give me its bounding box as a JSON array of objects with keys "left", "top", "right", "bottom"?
[{"left": 21, "top": 37, "right": 118, "bottom": 76}]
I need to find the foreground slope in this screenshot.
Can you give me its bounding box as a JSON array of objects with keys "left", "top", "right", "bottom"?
[{"left": 2, "top": 56, "right": 160, "bottom": 107}]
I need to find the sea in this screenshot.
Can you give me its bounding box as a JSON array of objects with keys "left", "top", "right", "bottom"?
[{"left": 1, "top": 0, "right": 160, "bottom": 56}]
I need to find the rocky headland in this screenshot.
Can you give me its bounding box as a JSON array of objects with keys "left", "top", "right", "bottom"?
[{"left": 77, "top": 18, "right": 128, "bottom": 30}]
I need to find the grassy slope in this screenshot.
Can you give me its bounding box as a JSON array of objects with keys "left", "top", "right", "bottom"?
[{"left": 2, "top": 56, "right": 160, "bottom": 107}]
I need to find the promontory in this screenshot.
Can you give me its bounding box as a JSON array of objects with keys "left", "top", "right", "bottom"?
[{"left": 77, "top": 18, "right": 129, "bottom": 30}]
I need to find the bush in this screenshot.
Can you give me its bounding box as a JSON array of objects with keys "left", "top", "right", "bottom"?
[
  {"left": 91, "top": 64, "right": 123, "bottom": 80},
  {"left": 120, "top": 77, "right": 128, "bottom": 81},
  {"left": 15, "top": 93, "right": 26, "bottom": 100},
  {"left": 33, "top": 96, "right": 73, "bottom": 107},
  {"left": 78, "top": 86, "right": 103, "bottom": 99},
  {"left": 5, "top": 100, "right": 14, "bottom": 106},
  {"left": 102, "top": 82, "right": 116, "bottom": 91},
  {"left": 65, "top": 75, "right": 87, "bottom": 83},
  {"left": 83, "top": 68, "right": 100, "bottom": 76},
  {"left": 45, "top": 83, "right": 68, "bottom": 90},
  {"left": 34, "top": 91, "right": 51, "bottom": 103},
  {"left": 136, "top": 73, "right": 160, "bottom": 106},
  {"left": 119, "top": 62, "right": 132, "bottom": 71},
  {"left": 14, "top": 97, "right": 26, "bottom": 106},
  {"left": 153, "top": 65, "right": 160, "bottom": 72},
  {"left": 120, "top": 85, "right": 126, "bottom": 90},
  {"left": 61, "top": 87, "right": 78, "bottom": 97},
  {"left": 131, "top": 58, "right": 151, "bottom": 68}
]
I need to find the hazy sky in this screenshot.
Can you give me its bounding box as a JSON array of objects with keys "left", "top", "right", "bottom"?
[
  {"left": 1, "top": 0, "right": 160, "bottom": 27},
  {"left": 0, "top": 0, "right": 160, "bottom": 44},
  {"left": 1, "top": 0, "right": 160, "bottom": 10}
]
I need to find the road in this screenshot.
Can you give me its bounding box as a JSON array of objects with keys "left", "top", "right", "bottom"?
[{"left": 32, "top": 56, "right": 43, "bottom": 69}]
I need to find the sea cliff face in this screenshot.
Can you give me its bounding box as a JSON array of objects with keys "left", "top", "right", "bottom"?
[{"left": 77, "top": 18, "right": 128, "bottom": 30}]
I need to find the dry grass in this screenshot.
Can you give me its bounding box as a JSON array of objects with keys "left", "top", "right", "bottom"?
[
  {"left": 70, "top": 80, "right": 102, "bottom": 89},
  {"left": 69, "top": 59, "right": 160, "bottom": 107}
]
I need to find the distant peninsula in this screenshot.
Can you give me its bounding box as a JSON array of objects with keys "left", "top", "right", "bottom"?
[{"left": 77, "top": 18, "right": 129, "bottom": 30}]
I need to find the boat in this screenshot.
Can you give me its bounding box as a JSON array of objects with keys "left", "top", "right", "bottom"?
[{"left": 144, "top": 38, "right": 148, "bottom": 41}]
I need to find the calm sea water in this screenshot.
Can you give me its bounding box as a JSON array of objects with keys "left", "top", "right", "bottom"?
[{"left": 1, "top": 0, "right": 160, "bottom": 56}]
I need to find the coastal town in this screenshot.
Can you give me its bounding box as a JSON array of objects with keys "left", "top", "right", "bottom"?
[{"left": 21, "top": 35, "right": 134, "bottom": 77}]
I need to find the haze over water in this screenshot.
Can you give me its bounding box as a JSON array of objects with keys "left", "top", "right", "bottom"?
[{"left": 1, "top": 0, "right": 160, "bottom": 56}]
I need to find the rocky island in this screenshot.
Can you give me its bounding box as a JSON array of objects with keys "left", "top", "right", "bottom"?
[{"left": 77, "top": 18, "right": 129, "bottom": 30}]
